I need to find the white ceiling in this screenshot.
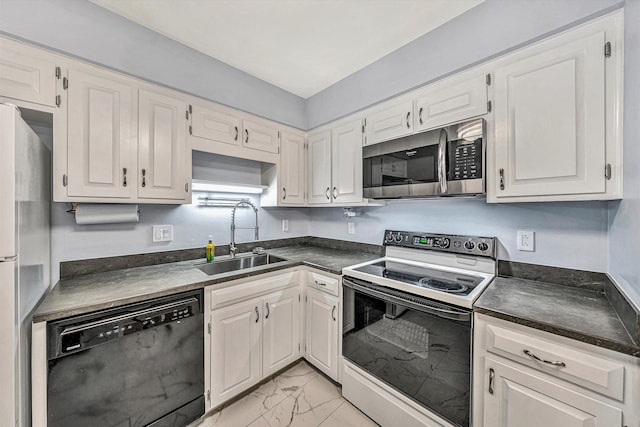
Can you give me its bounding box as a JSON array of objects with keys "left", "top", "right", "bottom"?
[{"left": 90, "top": 0, "right": 483, "bottom": 99}]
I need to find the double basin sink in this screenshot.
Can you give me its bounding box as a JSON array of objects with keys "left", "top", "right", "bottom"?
[{"left": 195, "top": 253, "right": 287, "bottom": 276}]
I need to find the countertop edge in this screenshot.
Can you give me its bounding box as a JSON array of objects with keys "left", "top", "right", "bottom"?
[{"left": 474, "top": 306, "right": 640, "bottom": 358}]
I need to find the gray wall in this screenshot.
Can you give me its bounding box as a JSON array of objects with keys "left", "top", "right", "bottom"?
[
  {"left": 306, "top": 0, "right": 623, "bottom": 128},
  {"left": 608, "top": 0, "right": 640, "bottom": 304},
  {"left": 0, "top": 0, "right": 306, "bottom": 129}
]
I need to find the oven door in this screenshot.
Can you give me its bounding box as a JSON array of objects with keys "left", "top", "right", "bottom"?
[{"left": 342, "top": 276, "right": 472, "bottom": 427}]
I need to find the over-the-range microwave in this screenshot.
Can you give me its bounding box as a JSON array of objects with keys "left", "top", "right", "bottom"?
[{"left": 363, "top": 117, "right": 485, "bottom": 198}]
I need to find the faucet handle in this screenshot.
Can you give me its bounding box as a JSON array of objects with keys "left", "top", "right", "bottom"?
[{"left": 252, "top": 247, "right": 266, "bottom": 255}]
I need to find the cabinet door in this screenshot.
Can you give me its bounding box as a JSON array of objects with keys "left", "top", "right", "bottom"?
[
  {"left": 191, "top": 104, "right": 241, "bottom": 146},
  {"left": 332, "top": 119, "right": 363, "bottom": 203},
  {"left": 210, "top": 298, "right": 262, "bottom": 407},
  {"left": 483, "top": 358, "right": 621, "bottom": 427},
  {"left": 414, "top": 74, "right": 488, "bottom": 132},
  {"left": 138, "top": 89, "right": 189, "bottom": 201},
  {"left": 494, "top": 31, "right": 606, "bottom": 199},
  {"left": 242, "top": 117, "right": 280, "bottom": 154},
  {"left": 307, "top": 129, "right": 332, "bottom": 204},
  {"left": 364, "top": 100, "right": 412, "bottom": 145},
  {"left": 306, "top": 288, "right": 339, "bottom": 380},
  {"left": 0, "top": 37, "right": 58, "bottom": 107},
  {"left": 279, "top": 130, "right": 306, "bottom": 205},
  {"left": 263, "top": 287, "right": 301, "bottom": 377},
  {"left": 66, "top": 66, "right": 134, "bottom": 198}
]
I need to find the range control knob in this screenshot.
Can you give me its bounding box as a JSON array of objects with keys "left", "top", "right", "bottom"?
[
  {"left": 384, "top": 232, "right": 394, "bottom": 243},
  {"left": 464, "top": 241, "right": 475, "bottom": 250},
  {"left": 393, "top": 233, "right": 404, "bottom": 243},
  {"left": 435, "top": 238, "right": 450, "bottom": 248},
  {"left": 478, "top": 242, "right": 489, "bottom": 252}
]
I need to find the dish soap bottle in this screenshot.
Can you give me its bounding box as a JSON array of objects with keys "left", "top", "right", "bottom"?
[{"left": 206, "top": 235, "right": 215, "bottom": 263}]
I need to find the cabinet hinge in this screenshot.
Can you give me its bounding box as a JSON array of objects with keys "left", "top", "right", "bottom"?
[
  {"left": 278, "top": 130, "right": 280, "bottom": 139},
  {"left": 305, "top": 295, "right": 308, "bottom": 303},
  {"left": 185, "top": 110, "right": 189, "bottom": 120},
  {"left": 189, "top": 104, "right": 192, "bottom": 114},
  {"left": 63, "top": 77, "right": 68, "bottom": 90},
  {"left": 62, "top": 174, "right": 68, "bottom": 187},
  {"left": 298, "top": 294, "right": 301, "bottom": 302},
  {"left": 486, "top": 74, "right": 491, "bottom": 85},
  {"left": 604, "top": 42, "right": 612, "bottom": 58},
  {"left": 487, "top": 100, "right": 492, "bottom": 113},
  {"left": 189, "top": 125, "right": 193, "bottom": 135},
  {"left": 605, "top": 163, "right": 612, "bottom": 180},
  {"left": 55, "top": 66, "right": 61, "bottom": 79},
  {"left": 206, "top": 390, "right": 210, "bottom": 401},
  {"left": 207, "top": 322, "right": 211, "bottom": 334},
  {"left": 55, "top": 95, "right": 61, "bottom": 107},
  {"left": 362, "top": 118, "right": 366, "bottom": 133}
]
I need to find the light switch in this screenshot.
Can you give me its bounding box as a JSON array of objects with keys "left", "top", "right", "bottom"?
[{"left": 153, "top": 225, "right": 173, "bottom": 242}]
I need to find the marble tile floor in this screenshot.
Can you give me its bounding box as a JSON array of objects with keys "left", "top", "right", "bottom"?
[{"left": 189, "top": 360, "right": 379, "bottom": 427}]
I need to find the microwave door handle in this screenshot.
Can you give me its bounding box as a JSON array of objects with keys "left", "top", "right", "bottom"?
[{"left": 438, "top": 129, "right": 448, "bottom": 194}]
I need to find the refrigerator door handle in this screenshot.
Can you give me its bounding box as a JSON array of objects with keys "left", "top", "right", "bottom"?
[{"left": 0, "top": 255, "right": 17, "bottom": 262}]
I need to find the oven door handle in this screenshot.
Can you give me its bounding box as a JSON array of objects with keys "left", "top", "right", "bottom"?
[
  {"left": 342, "top": 277, "right": 470, "bottom": 322},
  {"left": 437, "top": 128, "right": 448, "bottom": 194}
]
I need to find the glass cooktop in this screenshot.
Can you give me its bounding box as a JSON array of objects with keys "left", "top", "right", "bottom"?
[{"left": 353, "top": 260, "right": 483, "bottom": 296}]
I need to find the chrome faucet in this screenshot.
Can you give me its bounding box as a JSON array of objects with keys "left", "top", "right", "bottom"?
[{"left": 229, "top": 199, "right": 259, "bottom": 258}]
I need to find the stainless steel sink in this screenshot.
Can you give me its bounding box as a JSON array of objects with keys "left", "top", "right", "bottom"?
[{"left": 195, "top": 253, "right": 287, "bottom": 275}]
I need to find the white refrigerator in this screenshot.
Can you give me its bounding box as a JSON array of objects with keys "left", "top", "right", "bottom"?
[{"left": 0, "top": 104, "right": 51, "bottom": 427}]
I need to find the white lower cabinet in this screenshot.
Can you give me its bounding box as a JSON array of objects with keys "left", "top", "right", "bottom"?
[
  {"left": 206, "top": 270, "right": 301, "bottom": 409},
  {"left": 305, "top": 286, "right": 339, "bottom": 381},
  {"left": 473, "top": 313, "right": 640, "bottom": 427}
]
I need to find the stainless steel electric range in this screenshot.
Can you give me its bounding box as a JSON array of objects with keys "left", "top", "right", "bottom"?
[{"left": 341, "top": 230, "right": 497, "bottom": 427}]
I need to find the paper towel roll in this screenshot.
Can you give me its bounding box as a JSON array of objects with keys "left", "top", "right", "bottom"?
[{"left": 75, "top": 204, "right": 140, "bottom": 225}]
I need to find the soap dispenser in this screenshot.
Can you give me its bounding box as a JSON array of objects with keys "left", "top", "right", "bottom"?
[{"left": 206, "top": 235, "right": 215, "bottom": 262}]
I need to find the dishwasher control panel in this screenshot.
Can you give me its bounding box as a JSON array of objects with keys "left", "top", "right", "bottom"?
[{"left": 48, "top": 290, "right": 203, "bottom": 359}]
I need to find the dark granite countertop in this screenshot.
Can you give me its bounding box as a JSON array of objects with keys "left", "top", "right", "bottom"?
[
  {"left": 34, "top": 244, "right": 381, "bottom": 323},
  {"left": 475, "top": 276, "right": 640, "bottom": 357}
]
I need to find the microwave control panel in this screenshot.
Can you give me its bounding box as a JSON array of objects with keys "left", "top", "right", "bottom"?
[{"left": 449, "top": 138, "right": 482, "bottom": 181}]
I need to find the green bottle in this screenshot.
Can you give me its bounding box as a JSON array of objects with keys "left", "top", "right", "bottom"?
[{"left": 206, "top": 235, "right": 214, "bottom": 262}]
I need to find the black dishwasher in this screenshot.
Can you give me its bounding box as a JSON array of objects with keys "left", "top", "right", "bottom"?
[{"left": 46, "top": 289, "right": 204, "bottom": 427}]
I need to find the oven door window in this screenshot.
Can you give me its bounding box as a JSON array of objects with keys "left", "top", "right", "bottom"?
[{"left": 343, "top": 286, "right": 471, "bottom": 427}]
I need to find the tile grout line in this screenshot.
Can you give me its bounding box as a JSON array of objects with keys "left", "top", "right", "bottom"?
[{"left": 317, "top": 400, "right": 346, "bottom": 426}]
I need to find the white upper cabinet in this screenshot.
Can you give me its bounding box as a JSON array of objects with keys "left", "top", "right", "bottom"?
[
  {"left": 490, "top": 12, "right": 622, "bottom": 202},
  {"left": 0, "top": 37, "right": 59, "bottom": 107},
  {"left": 138, "top": 88, "right": 190, "bottom": 201},
  {"left": 242, "top": 117, "right": 280, "bottom": 154},
  {"left": 66, "top": 65, "right": 135, "bottom": 199},
  {"left": 307, "top": 129, "right": 333, "bottom": 204},
  {"left": 190, "top": 103, "right": 241, "bottom": 147},
  {"left": 308, "top": 119, "right": 363, "bottom": 205},
  {"left": 331, "top": 119, "right": 363, "bottom": 203},
  {"left": 279, "top": 130, "right": 306, "bottom": 205},
  {"left": 364, "top": 100, "right": 413, "bottom": 146},
  {"left": 414, "top": 73, "right": 489, "bottom": 132}
]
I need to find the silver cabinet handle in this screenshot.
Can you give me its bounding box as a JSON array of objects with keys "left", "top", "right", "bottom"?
[
  {"left": 255, "top": 306, "right": 259, "bottom": 323},
  {"left": 499, "top": 168, "right": 505, "bottom": 191},
  {"left": 123, "top": 168, "right": 127, "bottom": 187},
  {"left": 141, "top": 168, "right": 146, "bottom": 188},
  {"left": 265, "top": 302, "right": 270, "bottom": 319},
  {"left": 245, "top": 129, "right": 249, "bottom": 143},
  {"left": 418, "top": 107, "right": 423, "bottom": 125},
  {"left": 523, "top": 349, "right": 566, "bottom": 367},
  {"left": 282, "top": 187, "right": 286, "bottom": 200},
  {"left": 406, "top": 111, "right": 411, "bottom": 128},
  {"left": 332, "top": 186, "right": 338, "bottom": 199},
  {"left": 488, "top": 368, "right": 495, "bottom": 394},
  {"left": 325, "top": 187, "right": 331, "bottom": 200},
  {"left": 331, "top": 305, "right": 336, "bottom": 321},
  {"left": 234, "top": 126, "right": 239, "bottom": 141},
  {"left": 314, "top": 280, "right": 326, "bottom": 287},
  {"left": 185, "top": 183, "right": 189, "bottom": 193}
]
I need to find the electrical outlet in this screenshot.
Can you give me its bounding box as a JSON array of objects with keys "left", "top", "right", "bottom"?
[
  {"left": 282, "top": 219, "right": 289, "bottom": 232},
  {"left": 153, "top": 225, "right": 173, "bottom": 242},
  {"left": 517, "top": 230, "right": 535, "bottom": 251},
  {"left": 348, "top": 222, "right": 355, "bottom": 235}
]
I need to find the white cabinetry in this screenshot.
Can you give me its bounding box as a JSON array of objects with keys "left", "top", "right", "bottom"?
[
  {"left": 0, "top": 37, "right": 59, "bottom": 107},
  {"left": 489, "top": 13, "right": 623, "bottom": 202},
  {"left": 473, "top": 313, "right": 640, "bottom": 427},
  {"left": 414, "top": 73, "right": 489, "bottom": 132},
  {"left": 278, "top": 130, "right": 306, "bottom": 205},
  {"left": 304, "top": 269, "right": 340, "bottom": 381},
  {"left": 138, "top": 88, "right": 190, "bottom": 201},
  {"left": 66, "top": 64, "right": 135, "bottom": 199},
  {"left": 242, "top": 117, "right": 280, "bottom": 154},
  {"left": 307, "top": 119, "right": 363, "bottom": 205},
  {"left": 206, "top": 269, "right": 301, "bottom": 409},
  {"left": 364, "top": 100, "right": 413, "bottom": 146},
  {"left": 190, "top": 103, "right": 241, "bottom": 148}
]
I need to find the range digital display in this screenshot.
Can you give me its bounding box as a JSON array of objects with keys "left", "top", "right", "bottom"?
[{"left": 413, "top": 236, "right": 433, "bottom": 246}]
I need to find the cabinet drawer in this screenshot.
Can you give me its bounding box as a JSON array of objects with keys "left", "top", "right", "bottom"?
[
  {"left": 306, "top": 270, "right": 339, "bottom": 296},
  {"left": 209, "top": 269, "right": 299, "bottom": 310},
  {"left": 485, "top": 323, "right": 625, "bottom": 400}
]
